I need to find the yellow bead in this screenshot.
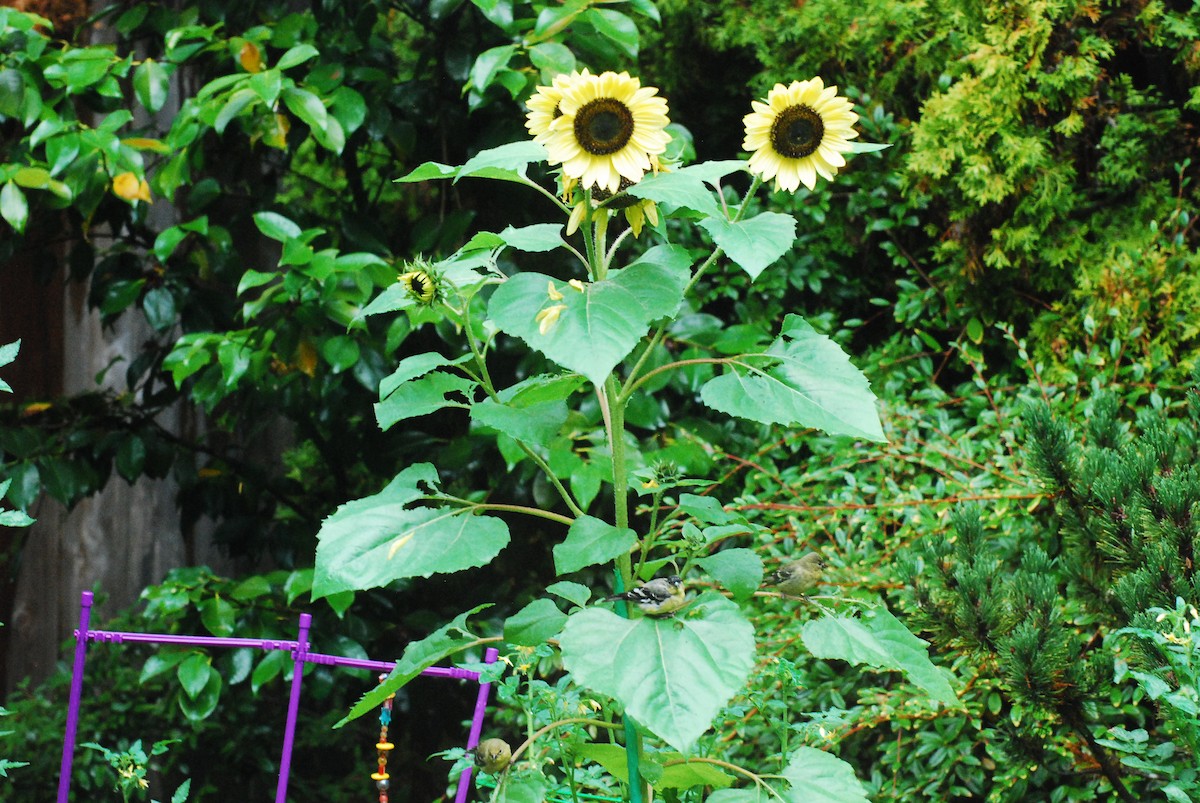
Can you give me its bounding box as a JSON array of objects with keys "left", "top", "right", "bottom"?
[
  {"left": 376, "top": 742, "right": 394, "bottom": 751},
  {"left": 371, "top": 772, "right": 390, "bottom": 781}
]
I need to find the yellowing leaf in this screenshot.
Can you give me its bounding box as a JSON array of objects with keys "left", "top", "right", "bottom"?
[
  {"left": 297, "top": 340, "right": 318, "bottom": 376},
  {"left": 121, "top": 137, "right": 170, "bottom": 153},
  {"left": 240, "top": 42, "right": 263, "bottom": 73}
]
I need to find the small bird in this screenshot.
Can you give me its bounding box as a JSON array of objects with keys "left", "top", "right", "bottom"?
[
  {"left": 768, "top": 552, "right": 826, "bottom": 597},
  {"left": 605, "top": 575, "right": 687, "bottom": 617},
  {"left": 473, "top": 738, "right": 511, "bottom": 775}
]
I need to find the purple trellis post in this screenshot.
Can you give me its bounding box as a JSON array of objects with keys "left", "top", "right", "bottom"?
[
  {"left": 274, "top": 612, "right": 312, "bottom": 803},
  {"left": 57, "top": 590, "right": 94, "bottom": 803},
  {"left": 455, "top": 646, "right": 500, "bottom": 803}
]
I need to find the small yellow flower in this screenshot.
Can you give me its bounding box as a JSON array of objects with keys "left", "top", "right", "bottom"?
[
  {"left": 536, "top": 304, "right": 566, "bottom": 335},
  {"left": 742, "top": 77, "right": 859, "bottom": 192},
  {"left": 568, "top": 279, "right": 585, "bottom": 292},
  {"left": 112, "top": 172, "right": 151, "bottom": 203},
  {"left": 547, "top": 280, "right": 563, "bottom": 301}
]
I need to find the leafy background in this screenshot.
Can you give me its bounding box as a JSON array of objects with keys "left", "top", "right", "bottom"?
[{"left": 1, "top": 0, "right": 1199, "bottom": 800}]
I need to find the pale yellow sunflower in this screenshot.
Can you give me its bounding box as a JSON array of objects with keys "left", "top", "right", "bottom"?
[
  {"left": 541, "top": 71, "right": 670, "bottom": 193},
  {"left": 525, "top": 70, "right": 590, "bottom": 141},
  {"left": 742, "top": 77, "right": 859, "bottom": 192}
]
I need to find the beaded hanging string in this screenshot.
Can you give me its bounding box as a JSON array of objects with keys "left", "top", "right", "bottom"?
[{"left": 371, "top": 673, "right": 395, "bottom": 801}]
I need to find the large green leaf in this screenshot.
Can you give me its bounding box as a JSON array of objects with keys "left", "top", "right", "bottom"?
[
  {"left": 698, "top": 212, "right": 796, "bottom": 281},
  {"left": 374, "top": 371, "right": 476, "bottom": 429},
  {"left": 696, "top": 549, "right": 763, "bottom": 601},
  {"left": 397, "top": 141, "right": 547, "bottom": 186},
  {"left": 706, "top": 748, "right": 868, "bottom": 803},
  {"left": 625, "top": 162, "right": 745, "bottom": 216},
  {"left": 375, "top": 352, "right": 475, "bottom": 430},
  {"left": 780, "top": 747, "right": 870, "bottom": 803},
  {"left": 801, "top": 605, "right": 956, "bottom": 705},
  {"left": 559, "top": 593, "right": 755, "bottom": 750},
  {"left": 470, "top": 397, "right": 567, "bottom": 447},
  {"left": 578, "top": 744, "right": 734, "bottom": 790},
  {"left": 504, "top": 598, "right": 568, "bottom": 646},
  {"left": 312, "top": 464, "right": 510, "bottom": 598},
  {"left": 338, "top": 605, "right": 489, "bottom": 726},
  {"left": 553, "top": 515, "right": 637, "bottom": 575},
  {"left": 488, "top": 245, "right": 691, "bottom": 388},
  {"left": 700, "top": 315, "right": 885, "bottom": 442}
]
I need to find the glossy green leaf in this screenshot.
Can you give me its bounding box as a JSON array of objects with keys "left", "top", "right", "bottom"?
[
  {"left": 213, "top": 87, "right": 258, "bottom": 134},
  {"left": 0, "top": 70, "right": 24, "bottom": 118},
  {"left": 115, "top": 435, "right": 146, "bottom": 482},
  {"left": 133, "top": 58, "right": 170, "bottom": 112},
  {"left": 0, "top": 339, "right": 18, "bottom": 373},
  {"left": 282, "top": 86, "right": 327, "bottom": 131},
  {"left": 801, "top": 606, "right": 956, "bottom": 704},
  {"left": 585, "top": 8, "right": 639, "bottom": 58},
  {"left": 248, "top": 69, "right": 283, "bottom": 105},
  {"left": 312, "top": 464, "right": 509, "bottom": 598},
  {"left": 470, "top": 44, "right": 516, "bottom": 91},
  {"left": 489, "top": 245, "right": 691, "bottom": 388},
  {"left": 338, "top": 604, "right": 489, "bottom": 725},
  {"left": 143, "top": 286, "right": 176, "bottom": 331},
  {"left": 277, "top": 44, "right": 319, "bottom": 70},
  {"left": 178, "top": 667, "right": 221, "bottom": 722},
  {"left": 700, "top": 315, "right": 885, "bottom": 441},
  {"left": 199, "top": 596, "right": 236, "bottom": 637},
  {"left": 553, "top": 515, "right": 637, "bottom": 576},
  {"left": 1, "top": 182, "right": 28, "bottom": 234},
  {"left": 177, "top": 653, "right": 213, "bottom": 698},
  {"left": 250, "top": 650, "right": 287, "bottom": 692},
  {"left": 698, "top": 212, "right": 796, "bottom": 280},
  {"left": 321, "top": 335, "right": 360, "bottom": 372},
  {"left": 253, "top": 211, "right": 301, "bottom": 242},
  {"left": 528, "top": 42, "right": 575, "bottom": 79},
  {"left": 696, "top": 549, "right": 763, "bottom": 601},
  {"left": 504, "top": 598, "right": 567, "bottom": 646},
  {"left": 559, "top": 593, "right": 755, "bottom": 750}
]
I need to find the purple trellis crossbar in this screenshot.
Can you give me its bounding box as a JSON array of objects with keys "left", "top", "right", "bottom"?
[{"left": 57, "top": 591, "right": 500, "bottom": 802}]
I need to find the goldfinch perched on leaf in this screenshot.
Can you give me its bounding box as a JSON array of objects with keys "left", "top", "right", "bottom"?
[
  {"left": 472, "top": 738, "right": 511, "bottom": 775},
  {"left": 768, "top": 552, "right": 826, "bottom": 597},
  {"left": 605, "top": 575, "right": 687, "bottom": 617}
]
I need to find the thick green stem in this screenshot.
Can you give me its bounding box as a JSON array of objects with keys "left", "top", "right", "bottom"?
[{"left": 604, "top": 370, "right": 641, "bottom": 803}]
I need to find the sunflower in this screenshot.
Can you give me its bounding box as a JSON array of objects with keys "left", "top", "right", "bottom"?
[
  {"left": 540, "top": 71, "right": 670, "bottom": 193},
  {"left": 742, "top": 77, "right": 858, "bottom": 192},
  {"left": 525, "top": 70, "right": 589, "bottom": 141}
]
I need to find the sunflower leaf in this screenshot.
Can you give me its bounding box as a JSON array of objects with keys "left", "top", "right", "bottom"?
[
  {"left": 700, "top": 314, "right": 885, "bottom": 441},
  {"left": 312, "top": 465, "right": 510, "bottom": 599},
  {"left": 559, "top": 592, "right": 755, "bottom": 751},
  {"left": 698, "top": 211, "right": 795, "bottom": 280},
  {"left": 487, "top": 244, "right": 691, "bottom": 388}
]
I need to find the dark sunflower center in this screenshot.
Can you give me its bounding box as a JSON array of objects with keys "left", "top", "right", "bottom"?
[
  {"left": 592, "top": 177, "right": 640, "bottom": 209},
  {"left": 770, "top": 104, "right": 824, "bottom": 159},
  {"left": 574, "top": 98, "right": 634, "bottom": 156}
]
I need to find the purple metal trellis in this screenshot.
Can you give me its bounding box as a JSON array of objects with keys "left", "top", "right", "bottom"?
[{"left": 57, "top": 591, "right": 499, "bottom": 803}]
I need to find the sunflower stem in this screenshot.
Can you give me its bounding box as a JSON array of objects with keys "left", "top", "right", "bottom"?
[{"left": 603, "top": 372, "right": 643, "bottom": 803}]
